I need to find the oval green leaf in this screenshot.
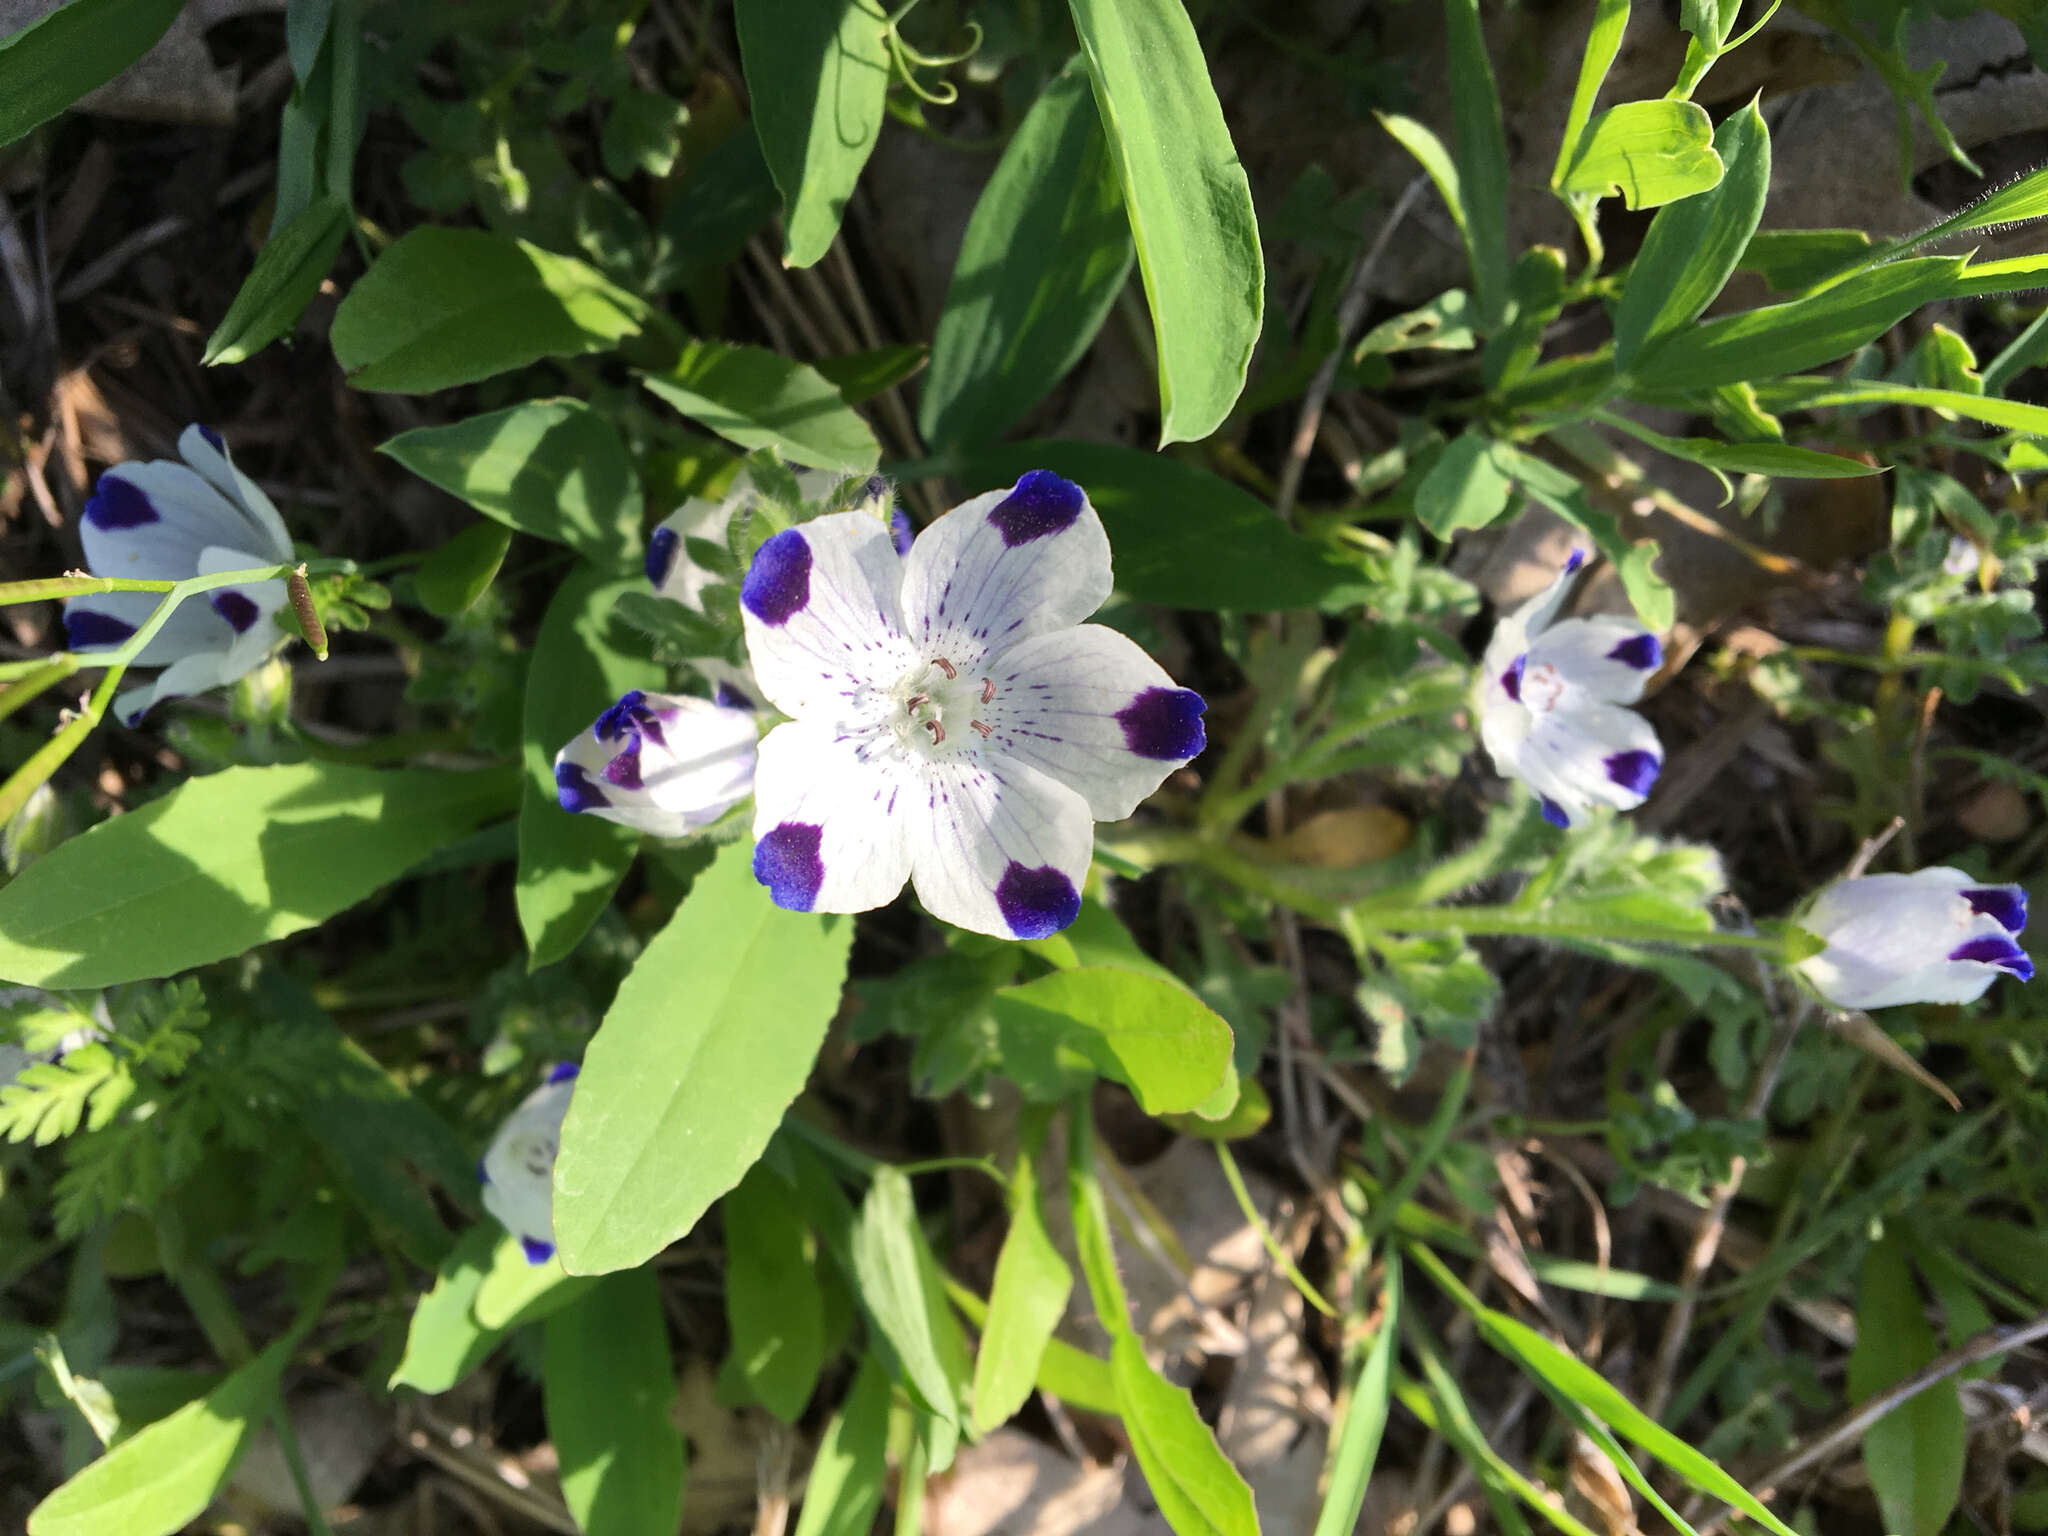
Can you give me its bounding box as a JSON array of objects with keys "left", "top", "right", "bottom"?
[
  {"left": 382, "top": 400, "right": 644, "bottom": 568},
  {"left": 643, "top": 339, "right": 880, "bottom": 474},
  {"left": 203, "top": 195, "right": 351, "bottom": 367},
  {"left": 1561, "top": 99, "right": 1722, "bottom": 210},
  {"left": 332, "top": 227, "right": 646, "bottom": 393},
  {"left": 543, "top": 1272, "right": 686, "bottom": 1536},
  {"left": 1068, "top": 0, "right": 1262, "bottom": 445},
  {"left": 850, "top": 1166, "right": 971, "bottom": 1426},
  {"left": 390, "top": 1223, "right": 501, "bottom": 1394},
  {"left": 1111, "top": 1331, "right": 1260, "bottom": 1536},
  {"left": 991, "top": 966, "right": 1233, "bottom": 1115},
  {"left": 734, "top": 0, "right": 889, "bottom": 268},
  {"left": 723, "top": 1162, "right": 828, "bottom": 1423},
  {"left": 414, "top": 521, "right": 513, "bottom": 617},
  {"left": 920, "top": 58, "right": 1134, "bottom": 453},
  {"left": 552, "top": 838, "right": 853, "bottom": 1273},
  {"left": 972, "top": 1137, "right": 1073, "bottom": 1433},
  {"left": 0, "top": 763, "right": 518, "bottom": 989}
]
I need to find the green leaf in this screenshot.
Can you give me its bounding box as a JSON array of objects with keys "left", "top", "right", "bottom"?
[
  {"left": 653, "top": 127, "right": 782, "bottom": 280},
  {"left": 991, "top": 967, "right": 1234, "bottom": 1115},
  {"left": 331, "top": 227, "right": 646, "bottom": 393},
  {"left": 643, "top": 340, "right": 880, "bottom": 473},
  {"left": 734, "top": 0, "right": 889, "bottom": 268},
  {"left": 920, "top": 58, "right": 1134, "bottom": 452},
  {"left": 814, "top": 343, "right": 930, "bottom": 407},
  {"left": 1949, "top": 163, "right": 2048, "bottom": 233},
  {"left": 1550, "top": 0, "right": 1630, "bottom": 191},
  {"left": 1414, "top": 431, "right": 1515, "bottom": 536},
  {"left": 1630, "top": 256, "right": 1966, "bottom": 393},
  {"left": 0, "top": 763, "right": 518, "bottom": 989},
  {"left": 946, "top": 1281, "right": 1120, "bottom": 1416},
  {"left": 1613, "top": 99, "right": 1768, "bottom": 370},
  {"left": 202, "top": 195, "right": 351, "bottom": 367},
  {"left": 1355, "top": 290, "right": 1476, "bottom": 356},
  {"left": 941, "top": 441, "right": 1362, "bottom": 611},
  {"left": 414, "top": 521, "right": 513, "bottom": 617},
  {"left": 515, "top": 566, "right": 662, "bottom": 971},
  {"left": 1752, "top": 378, "right": 2048, "bottom": 438},
  {"left": 1595, "top": 411, "right": 1878, "bottom": 493},
  {"left": 1497, "top": 447, "right": 1674, "bottom": 630},
  {"left": 1068, "top": 0, "right": 1264, "bottom": 445},
  {"left": 791, "top": 1352, "right": 892, "bottom": 1536},
  {"left": 1441, "top": 0, "right": 1511, "bottom": 326},
  {"left": 851, "top": 1167, "right": 971, "bottom": 1426},
  {"left": 723, "top": 1162, "right": 828, "bottom": 1422},
  {"left": 0, "top": 0, "right": 183, "bottom": 149},
  {"left": 382, "top": 400, "right": 644, "bottom": 567},
  {"left": 1735, "top": 228, "right": 1872, "bottom": 292},
  {"left": 972, "top": 1133, "right": 1073, "bottom": 1433},
  {"left": 552, "top": 839, "right": 852, "bottom": 1273},
  {"left": 28, "top": 1335, "right": 289, "bottom": 1536},
  {"left": 1849, "top": 1236, "right": 1965, "bottom": 1536},
  {"left": 543, "top": 1272, "right": 686, "bottom": 1536},
  {"left": 390, "top": 1224, "right": 501, "bottom": 1393},
  {"left": 1312, "top": 1255, "right": 1400, "bottom": 1536},
  {"left": 1111, "top": 1331, "right": 1260, "bottom": 1536},
  {"left": 602, "top": 89, "right": 688, "bottom": 181},
  {"left": 1560, "top": 100, "right": 1722, "bottom": 210},
  {"left": 472, "top": 1229, "right": 598, "bottom": 1330}
]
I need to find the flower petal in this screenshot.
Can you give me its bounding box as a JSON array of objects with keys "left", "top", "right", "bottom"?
[
  {"left": 1527, "top": 616, "right": 1662, "bottom": 706},
  {"left": 750, "top": 720, "right": 917, "bottom": 913},
  {"left": 63, "top": 590, "right": 224, "bottom": 668},
  {"left": 80, "top": 462, "right": 255, "bottom": 582},
  {"left": 1508, "top": 700, "right": 1662, "bottom": 826},
  {"left": 1793, "top": 868, "right": 2036, "bottom": 1009},
  {"left": 739, "top": 512, "right": 915, "bottom": 720},
  {"left": 176, "top": 424, "right": 294, "bottom": 561},
  {"left": 648, "top": 491, "right": 734, "bottom": 610},
  {"left": 981, "top": 624, "right": 1205, "bottom": 821},
  {"left": 898, "top": 472, "right": 1113, "bottom": 673},
  {"left": 907, "top": 755, "right": 1092, "bottom": 940},
  {"left": 1481, "top": 551, "right": 1586, "bottom": 677},
  {"left": 481, "top": 1075, "right": 575, "bottom": 1255},
  {"left": 554, "top": 690, "right": 757, "bottom": 837}
]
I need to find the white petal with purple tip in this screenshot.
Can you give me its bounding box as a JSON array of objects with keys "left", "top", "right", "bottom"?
[
  {"left": 738, "top": 511, "right": 916, "bottom": 719},
  {"left": 175, "top": 424, "right": 294, "bottom": 560},
  {"left": 980, "top": 625, "right": 1206, "bottom": 821},
  {"left": 480, "top": 1071, "right": 577, "bottom": 1260},
  {"left": 906, "top": 755, "right": 1093, "bottom": 941},
  {"left": 1507, "top": 700, "right": 1662, "bottom": 827},
  {"left": 1524, "top": 616, "right": 1661, "bottom": 706},
  {"left": 751, "top": 720, "right": 918, "bottom": 913}
]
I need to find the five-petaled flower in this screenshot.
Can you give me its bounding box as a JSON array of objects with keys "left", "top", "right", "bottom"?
[
  {"left": 1478, "top": 551, "right": 1664, "bottom": 829},
  {"left": 739, "top": 470, "right": 1205, "bottom": 940},
  {"left": 62, "top": 425, "right": 295, "bottom": 725},
  {"left": 554, "top": 689, "right": 757, "bottom": 836},
  {"left": 479, "top": 1062, "right": 579, "bottom": 1265},
  {"left": 1793, "top": 867, "right": 2033, "bottom": 1011}
]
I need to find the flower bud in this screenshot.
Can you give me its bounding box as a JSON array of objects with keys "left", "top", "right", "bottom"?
[
  {"left": 553, "top": 690, "right": 757, "bottom": 838},
  {"left": 1793, "top": 866, "right": 2032, "bottom": 1011}
]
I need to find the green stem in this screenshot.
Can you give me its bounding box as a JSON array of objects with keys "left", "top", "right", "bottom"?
[
  {"left": 0, "top": 657, "right": 80, "bottom": 726},
  {"left": 1359, "top": 1053, "right": 1474, "bottom": 1246},
  {"left": 1216, "top": 1142, "right": 1336, "bottom": 1317},
  {"left": 0, "top": 575, "right": 178, "bottom": 604},
  {"left": 1065, "top": 1095, "right": 1132, "bottom": 1335}
]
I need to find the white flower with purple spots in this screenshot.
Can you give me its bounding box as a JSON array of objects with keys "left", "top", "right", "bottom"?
[
  {"left": 739, "top": 470, "right": 1205, "bottom": 940},
  {"left": 1478, "top": 551, "right": 1664, "bottom": 829},
  {"left": 1793, "top": 868, "right": 2032, "bottom": 1011},
  {"left": 645, "top": 467, "right": 910, "bottom": 711},
  {"left": 554, "top": 689, "right": 757, "bottom": 837},
  {"left": 479, "top": 1061, "right": 579, "bottom": 1265},
  {"left": 61, "top": 425, "right": 295, "bottom": 725}
]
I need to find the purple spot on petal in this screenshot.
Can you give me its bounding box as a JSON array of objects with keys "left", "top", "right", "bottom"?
[
  {"left": 890, "top": 506, "right": 914, "bottom": 556},
  {"left": 197, "top": 425, "right": 226, "bottom": 454},
  {"left": 602, "top": 739, "right": 644, "bottom": 789},
  {"left": 646, "top": 525, "right": 680, "bottom": 588},
  {"left": 714, "top": 681, "right": 755, "bottom": 711},
  {"left": 995, "top": 862, "right": 1080, "bottom": 939},
  {"left": 1540, "top": 797, "right": 1571, "bottom": 828},
  {"left": 1501, "top": 653, "right": 1526, "bottom": 702},
  {"left": 84, "top": 474, "right": 159, "bottom": 530},
  {"left": 595, "top": 689, "right": 649, "bottom": 741},
  {"left": 1951, "top": 934, "right": 2035, "bottom": 979},
  {"left": 520, "top": 1236, "right": 555, "bottom": 1265},
  {"left": 63, "top": 608, "right": 136, "bottom": 649},
  {"left": 477, "top": 1157, "right": 490, "bottom": 1186},
  {"left": 1604, "top": 749, "right": 1660, "bottom": 797},
  {"left": 742, "top": 529, "right": 812, "bottom": 625},
  {"left": 1965, "top": 886, "right": 2027, "bottom": 934},
  {"left": 1116, "top": 687, "right": 1207, "bottom": 762},
  {"left": 1608, "top": 633, "right": 1661, "bottom": 670},
  {"left": 211, "top": 590, "right": 259, "bottom": 634},
  {"left": 556, "top": 761, "right": 610, "bottom": 814},
  {"left": 987, "top": 470, "right": 1084, "bottom": 547},
  {"left": 755, "top": 822, "right": 825, "bottom": 910},
  {"left": 1562, "top": 548, "right": 1586, "bottom": 575},
  {"left": 546, "top": 1061, "right": 580, "bottom": 1084}
]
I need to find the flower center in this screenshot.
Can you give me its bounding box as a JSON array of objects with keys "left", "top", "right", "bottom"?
[
  {"left": 1521, "top": 661, "right": 1565, "bottom": 713},
  {"left": 888, "top": 656, "right": 995, "bottom": 754}
]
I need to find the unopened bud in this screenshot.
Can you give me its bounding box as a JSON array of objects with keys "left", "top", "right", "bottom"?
[{"left": 287, "top": 565, "right": 328, "bottom": 660}]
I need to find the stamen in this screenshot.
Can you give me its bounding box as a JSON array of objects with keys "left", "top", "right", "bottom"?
[
  {"left": 970, "top": 719, "right": 992, "bottom": 738},
  {"left": 980, "top": 677, "right": 995, "bottom": 704},
  {"left": 905, "top": 692, "right": 930, "bottom": 714},
  {"left": 924, "top": 719, "right": 946, "bottom": 744},
  {"left": 931, "top": 656, "right": 957, "bottom": 679}
]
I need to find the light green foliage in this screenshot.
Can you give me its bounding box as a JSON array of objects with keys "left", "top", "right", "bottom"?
[
  {"left": 551, "top": 839, "right": 853, "bottom": 1273},
  {"left": 1558, "top": 100, "right": 1722, "bottom": 209},
  {"left": 382, "top": 402, "right": 645, "bottom": 567},
  {"left": 972, "top": 1125, "right": 1073, "bottom": 1433},
  {"left": 1068, "top": 0, "right": 1263, "bottom": 444},
  {"left": 920, "top": 58, "right": 1133, "bottom": 452},
  {"left": 734, "top": 0, "right": 889, "bottom": 268},
  {"left": 1414, "top": 431, "right": 1514, "bottom": 537},
  {"left": 643, "top": 341, "right": 882, "bottom": 473},
  {"left": 1848, "top": 1237, "right": 1966, "bottom": 1536},
  {"left": 723, "top": 1162, "right": 828, "bottom": 1422},
  {"left": 850, "top": 1168, "right": 972, "bottom": 1439},
  {"left": 1111, "top": 1332, "right": 1261, "bottom": 1536},
  {"left": 331, "top": 228, "right": 646, "bottom": 392},
  {"left": 791, "top": 1353, "right": 892, "bottom": 1536},
  {"left": 413, "top": 522, "right": 513, "bottom": 617},
  {"left": 989, "top": 967, "right": 1235, "bottom": 1114},
  {"left": 543, "top": 1271, "right": 686, "bottom": 1536},
  {"left": 0, "top": 764, "right": 518, "bottom": 989}
]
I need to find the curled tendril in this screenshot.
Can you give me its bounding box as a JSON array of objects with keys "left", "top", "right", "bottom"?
[{"left": 881, "top": 7, "right": 983, "bottom": 108}]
